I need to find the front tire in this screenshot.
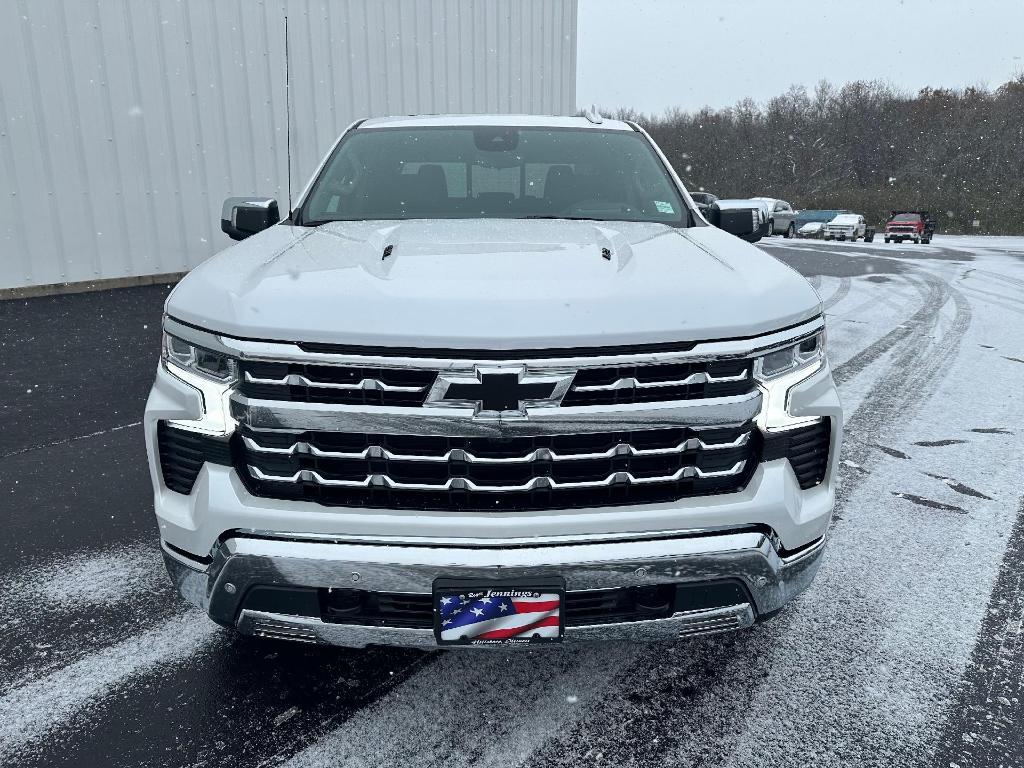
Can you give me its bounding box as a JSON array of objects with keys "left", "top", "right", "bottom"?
[
  {"left": 884, "top": 237, "right": 890, "bottom": 243},
  {"left": 785, "top": 223, "right": 795, "bottom": 238}
]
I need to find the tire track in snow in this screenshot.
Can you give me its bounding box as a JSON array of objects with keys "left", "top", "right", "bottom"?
[
  {"left": 0, "top": 543, "right": 173, "bottom": 691},
  {"left": 930, "top": 495, "right": 1024, "bottom": 768},
  {"left": 281, "top": 645, "right": 642, "bottom": 768},
  {"left": 832, "top": 274, "right": 945, "bottom": 386},
  {"left": 0, "top": 611, "right": 220, "bottom": 763},
  {"left": 822, "top": 275, "right": 851, "bottom": 309}
]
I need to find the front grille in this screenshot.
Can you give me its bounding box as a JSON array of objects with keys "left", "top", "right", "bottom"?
[
  {"left": 317, "top": 580, "right": 752, "bottom": 628},
  {"left": 237, "top": 424, "right": 759, "bottom": 511},
  {"left": 237, "top": 360, "right": 437, "bottom": 406},
  {"left": 762, "top": 419, "right": 831, "bottom": 489},
  {"left": 238, "top": 358, "right": 755, "bottom": 408},
  {"left": 563, "top": 358, "right": 754, "bottom": 406},
  {"left": 157, "top": 422, "right": 232, "bottom": 494}
]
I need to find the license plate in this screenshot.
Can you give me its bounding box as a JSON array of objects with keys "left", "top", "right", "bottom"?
[{"left": 433, "top": 577, "right": 565, "bottom": 646}]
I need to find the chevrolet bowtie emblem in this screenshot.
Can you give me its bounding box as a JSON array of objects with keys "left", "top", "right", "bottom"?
[{"left": 427, "top": 366, "right": 572, "bottom": 417}]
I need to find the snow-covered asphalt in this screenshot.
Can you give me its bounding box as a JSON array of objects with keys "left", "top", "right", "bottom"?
[{"left": 3, "top": 235, "right": 1024, "bottom": 767}]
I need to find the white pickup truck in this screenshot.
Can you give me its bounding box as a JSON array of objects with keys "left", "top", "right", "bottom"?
[{"left": 146, "top": 114, "right": 842, "bottom": 648}]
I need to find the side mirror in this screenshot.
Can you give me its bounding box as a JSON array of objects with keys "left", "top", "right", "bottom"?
[
  {"left": 708, "top": 204, "right": 762, "bottom": 243},
  {"left": 221, "top": 197, "right": 280, "bottom": 241}
]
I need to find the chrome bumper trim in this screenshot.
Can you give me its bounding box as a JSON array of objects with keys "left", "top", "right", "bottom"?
[
  {"left": 241, "top": 429, "right": 751, "bottom": 462},
  {"left": 246, "top": 459, "right": 747, "bottom": 492},
  {"left": 161, "top": 529, "right": 826, "bottom": 648},
  {"left": 572, "top": 369, "right": 749, "bottom": 393},
  {"left": 230, "top": 390, "right": 762, "bottom": 436},
  {"left": 236, "top": 603, "right": 756, "bottom": 648},
  {"left": 243, "top": 370, "right": 426, "bottom": 393}
]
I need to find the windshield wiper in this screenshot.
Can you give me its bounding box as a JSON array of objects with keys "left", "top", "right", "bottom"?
[
  {"left": 301, "top": 219, "right": 343, "bottom": 227},
  {"left": 522, "top": 215, "right": 604, "bottom": 221}
]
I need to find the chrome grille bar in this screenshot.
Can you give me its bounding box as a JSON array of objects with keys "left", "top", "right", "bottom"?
[
  {"left": 571, "top": 369, "right": 749, "bottom": 393},
  {"left": 248, "top": 461, "right": 748, "bottom": 492},
  {"left": 243, "top": 370, "right": 427, "bottom": 393},
  {"left": 241, "top": 432, "right": 750, "bottom": 463}
]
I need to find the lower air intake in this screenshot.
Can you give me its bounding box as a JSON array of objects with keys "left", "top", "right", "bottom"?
[{"left": 762, "top": 419, "right": 831, "bottom": 489}]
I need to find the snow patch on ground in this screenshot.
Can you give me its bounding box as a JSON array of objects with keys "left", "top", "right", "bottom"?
[
  {"left": 0, "top": 543, "right": 163, "bottom": 618},
  {"left": 0, "top": 611, "right": 220, "bottom": 762}
]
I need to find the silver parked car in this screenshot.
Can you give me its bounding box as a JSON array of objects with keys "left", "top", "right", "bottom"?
[{"left": 753, "top": 198, "right": 798, "bottom": 237}]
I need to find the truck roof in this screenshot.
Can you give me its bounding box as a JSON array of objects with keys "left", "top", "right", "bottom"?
[{"left": 357, "top": 114, "right": 635, "bottom": 131}]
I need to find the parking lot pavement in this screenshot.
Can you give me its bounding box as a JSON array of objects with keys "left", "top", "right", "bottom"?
[{"left": 3, "top": 235, "right": 1024, "bottom": 767}]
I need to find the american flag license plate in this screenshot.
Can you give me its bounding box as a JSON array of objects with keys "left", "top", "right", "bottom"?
[{"left": 433, "top": 578, "right": 565, "bottom": 646}]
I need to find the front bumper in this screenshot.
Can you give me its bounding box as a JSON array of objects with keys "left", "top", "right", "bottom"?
[
  {"left": 146, "top": 321, "right": 843, "bottom": 648},
  {"left": 163, "top": 528, "right": 826, "bottom": 648}
]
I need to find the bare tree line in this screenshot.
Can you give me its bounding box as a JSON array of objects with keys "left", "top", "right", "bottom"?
[{"left": 612, "top": 76, "right": 1024, "bottom": 234}]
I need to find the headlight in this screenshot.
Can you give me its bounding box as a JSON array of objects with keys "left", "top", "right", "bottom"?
[
  {"left": 162, "top": 332, "right": 237, "bottom": 382},
  {"left": 161, "top": 330, "right": 238, "bottom": 435},
  {"left": 754, "top": 332, "right": 824, "bottom": 381},
  {"left": 754, "top": 330, "right": 826, "bottom": 432}
]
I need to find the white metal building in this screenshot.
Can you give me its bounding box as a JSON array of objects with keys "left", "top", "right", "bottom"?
[{"left": 0, "top": 0, "right": 578, "bottom": 293}]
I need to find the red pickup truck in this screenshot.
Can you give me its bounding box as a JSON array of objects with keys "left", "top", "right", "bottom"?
[{"left": 884, "top": 211, "right": 935, "bottom": 244}]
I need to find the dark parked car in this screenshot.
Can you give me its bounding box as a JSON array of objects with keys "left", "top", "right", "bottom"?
[{"left": 793, "top": 209, "right": 851, "bottom": 239}]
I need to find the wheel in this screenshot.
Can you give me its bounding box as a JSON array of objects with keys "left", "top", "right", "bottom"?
[
  {"left": 785, "top": 223, "right": 795, "bottom": 238},
  {"left": 921, "top": 238, "right": 930, "bottom": 244},
  {"left": 865, "top": 231, "right": 874, "bottom": 243},
  {"left": 884, "top": 237, "right": 890, "bottom": 243},
  {"left": 913, "top": 237, "right": 920, "bottom": 244}
]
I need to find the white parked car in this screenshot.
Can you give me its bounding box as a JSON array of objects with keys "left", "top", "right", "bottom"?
[
  {"left": 146, "top": 114, "right": 841, "bottom": 649},
  {"left": 823, "top": 213, "right": 871, "bottom": 242}
]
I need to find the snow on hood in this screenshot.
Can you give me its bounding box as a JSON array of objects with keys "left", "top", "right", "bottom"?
[{"left": 166, "top": 219, "right": 821, "bottom": 349}]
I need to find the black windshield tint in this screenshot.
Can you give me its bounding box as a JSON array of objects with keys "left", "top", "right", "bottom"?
[{"left": 301, "top": 127, "right": 687, "bottom": 225}]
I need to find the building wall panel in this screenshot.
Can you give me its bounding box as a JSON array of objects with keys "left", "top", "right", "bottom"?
[{"left": 0, "top": 0, "right": 577, "bottom": 290}]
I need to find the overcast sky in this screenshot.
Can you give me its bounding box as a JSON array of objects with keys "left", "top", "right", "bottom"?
[{"left": 576, "top": 0, "right": 1024, "bottom": 115}]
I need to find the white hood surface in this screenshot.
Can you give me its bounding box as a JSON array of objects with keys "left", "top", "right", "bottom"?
[{"left": 167, "top": 219, "right": 821, "bottom": 350}]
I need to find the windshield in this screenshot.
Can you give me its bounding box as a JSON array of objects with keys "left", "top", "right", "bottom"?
[
  {"left": 891, "top": 213, "right": 921, "bottom": 221},
  {"left": 300, "top": 126, "right": 688, "bottom": 226},
  {"left": 831, "top": 215, "right": 858, "bottom": 224}
]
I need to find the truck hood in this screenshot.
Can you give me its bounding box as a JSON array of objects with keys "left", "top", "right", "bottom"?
[{"left": 166, "top": 219, "right": 821, "bottom": 350}]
